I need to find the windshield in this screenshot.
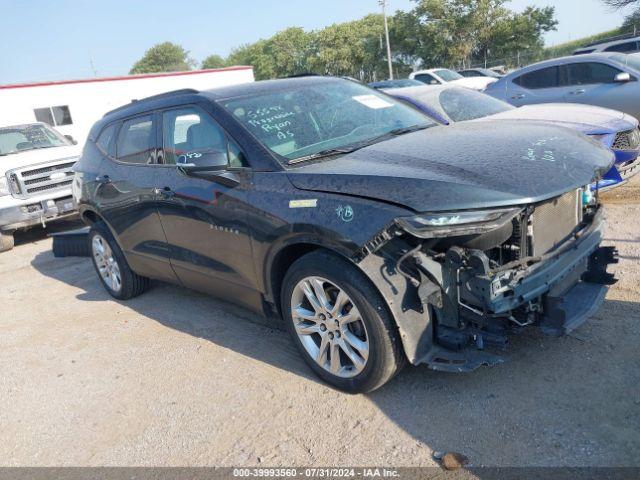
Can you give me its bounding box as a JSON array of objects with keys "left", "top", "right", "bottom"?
[
  {"left": 438, "top": 88, "right": 513, "bottom": 122},
  {"left": 611, "top": 53, "right": 640, "bottom": 72},
  {"left": 0, "top": 124, "right": 69, "bottom": 156},
  {"left": 433, "top": 69, "right": 464, "bottom": 82},
  {"left": 370, "top": 79, "right": 424, "bottom": 89},
  {"left": 222, "top": 80, "right": 435, "bottom": 163}
]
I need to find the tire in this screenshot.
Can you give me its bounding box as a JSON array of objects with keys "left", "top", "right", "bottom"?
[
  {"left": 88, "top": 222, "right": 149, "bottom": 300},
  {"left": 0, "top": 231, "right": 15, "bottom": 253},
  {"left": 52, "top": 230, "right": 90, "bottom": 258},
  {"left": 281, "top": 250, "right": 405, "bottom": 393}
]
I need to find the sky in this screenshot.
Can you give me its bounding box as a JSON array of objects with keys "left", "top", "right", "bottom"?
[{"left": 0, "top": 0, "right": 631, "bottom": 85}]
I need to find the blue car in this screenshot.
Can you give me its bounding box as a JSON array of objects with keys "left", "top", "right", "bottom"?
[
  {"left": 484, "top": 52, "right": 640, "bottom": 121},
  {"left": 386, "top": 84, "right": 640, "bottom": 190}
]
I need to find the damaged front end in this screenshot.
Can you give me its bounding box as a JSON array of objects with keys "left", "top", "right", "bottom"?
[{"left": 360, "top": 188, "right": 618, "bottom": 373}]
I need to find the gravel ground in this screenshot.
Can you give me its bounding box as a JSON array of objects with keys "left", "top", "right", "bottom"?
[{"left": 1, "top": 177, "right": 639, "bottom": 468}]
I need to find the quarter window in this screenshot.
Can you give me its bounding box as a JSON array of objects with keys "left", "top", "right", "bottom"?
[
  {"left": 96, "top": 124, "right": 117, "bottom": 157},
  {"left": 514, "top": 66, "right": 560, "bottom": 89},
  {"left": 567, "top": 62, "right": 622, "bottom": 85},
  {"left": 116, "top": 116, "right": 155, "bottom": 164}
]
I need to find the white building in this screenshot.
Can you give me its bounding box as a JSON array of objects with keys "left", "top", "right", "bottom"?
[{"left": 0, "top": 66, "right": 255, "bottom": 145}]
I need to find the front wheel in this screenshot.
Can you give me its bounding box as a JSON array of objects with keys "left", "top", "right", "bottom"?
[{"left": 281, "top": 251, "right": 405, "bottom": 393}]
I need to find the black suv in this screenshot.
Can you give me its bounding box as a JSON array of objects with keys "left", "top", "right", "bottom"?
[{"left": 73, "top": 77, "right": 617, "bottom": 392}]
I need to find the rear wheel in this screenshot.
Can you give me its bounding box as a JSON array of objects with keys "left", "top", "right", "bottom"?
[
  {"left": 0, "top": 231, "right": 15, "bottom": 252},
  {"left": 281, "top": 251, "right": 405, "bottom": 393},
  {"left": 88, "top": 222, "right": 149, "bottom": 300}
]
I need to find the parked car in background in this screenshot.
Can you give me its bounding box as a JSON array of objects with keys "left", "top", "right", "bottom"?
[
  {"left": 0, "top": 123, "right": 80, "bottom": 251},
  {"left": 386, "top": 84, "right": 640, "bottom": 191},
  {"left": 485, "top": 53, "right": 640, "bottom": 120},
  {"left": 409, "top": 68, "right": 497, "bottom": 90},
  {"left": 458, "top": 68, "right": 503, "bottom": 78},
  {"left": 573, "top": 35, "right": 640, "bottom": 55},
  {"left": 368, "top": 79, "right": 424, "bottom": 90},
  {"left": 74, "top": 77, "right": 617, "bottom": 392}
]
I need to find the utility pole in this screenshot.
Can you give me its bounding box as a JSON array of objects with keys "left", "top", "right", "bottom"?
[{"left": 379, "top": 0, "right": 393, "bottom": 80}]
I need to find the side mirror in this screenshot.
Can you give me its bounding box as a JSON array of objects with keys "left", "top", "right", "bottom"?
[
  {"left": 614, "top": 72, "right": 631, "bottom": 83},
  {"left": 64, "top": 135, "right": 78, "bottom": 145}
]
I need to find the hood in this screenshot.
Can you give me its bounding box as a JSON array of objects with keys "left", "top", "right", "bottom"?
[
  {"left": 287, "top": 121, "right": 614, "bottom": 212},
  {"left": 450, "top": 76, "right": 497, "bottom": 91},
  {"left": 479, "top": 103, "right": 638, "bottom": 135},
  {"left": 0, "top": 145, "right": 81, "bottom": 174}
]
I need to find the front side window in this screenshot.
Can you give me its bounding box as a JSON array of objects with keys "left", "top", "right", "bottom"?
[
  {"left": 515, "top": 66, "right": 560, "bottom": 89},
  {"left": 414, "top": 73, "right": 439, "bottom": 85},
  {"left": 0, "top": 123, "right": 69, "bottom": 156},
  {"left": 116, "top": 115, "right": 155, "bottom": 164},
  {"left": 438, "top": 87, "right": 513, "bottom": 122},
  {"left": 567, "top": 62, "right": 622, "bottom": 85},
  {"left": 221, "top": 80, "right": 434, "bottom": 163},
  {"left": 162, "top": 106, "right": 239, "bottom": 168}
]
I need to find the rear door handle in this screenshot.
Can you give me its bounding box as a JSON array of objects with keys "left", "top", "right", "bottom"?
[
  {"left": 570, "top": 89, "right": 586, "bottom": 95},
  {"left": 511, "top": 94, "right": 525, "bottom": 100},
  {"left": 95, "top": 175, "right": 111, "bottom": 185},
  {"left": 154, "top": 186, "right": 174, "bottom": 199}
]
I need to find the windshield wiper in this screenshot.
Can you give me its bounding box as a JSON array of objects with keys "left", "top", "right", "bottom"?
[
  {"left": 288, "top": 146, "right": 362, "bottom": 164},
  {"left": 287, "top": 123, "right": 433, "bottom": 165}
]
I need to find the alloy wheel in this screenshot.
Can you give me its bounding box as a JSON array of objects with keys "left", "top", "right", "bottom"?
[
  {"left": 92, "top": 234, "right": 122, "bottom": 293},
  {"left": 291, "top": 276, "right": 369, "bottom": 378}
]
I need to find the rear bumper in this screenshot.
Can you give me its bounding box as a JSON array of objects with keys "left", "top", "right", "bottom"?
[{"left": 0, "top": 190, "right": 77, "bottom": 231}]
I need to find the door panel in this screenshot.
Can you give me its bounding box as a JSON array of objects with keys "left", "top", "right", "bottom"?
[
  {"left": 94, "top": 115, "right": 177, "bottom": 283},
  {"left": 154, "top": 168, "right": 260, "bottom": 309},
  {"left": 155, "top": 105, "right": 261, "bottom": 310}
]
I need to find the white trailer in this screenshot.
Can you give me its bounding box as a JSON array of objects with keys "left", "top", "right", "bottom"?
[{"left": 0, "top": 66, "right": 255, "bottom": 145}]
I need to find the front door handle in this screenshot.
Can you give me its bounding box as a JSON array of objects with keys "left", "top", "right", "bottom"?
[
  {"left": 95, "top": 175, "right": 111, "bottom": 185},
  {"left": 570, "top": 89, "right": 586, "bottom": 95},
  {"left": 154, "top": 186, "right": 174, "bottom": 199},
  {"left": 511, "top": 94, "right": 525, "bottom": 100}
]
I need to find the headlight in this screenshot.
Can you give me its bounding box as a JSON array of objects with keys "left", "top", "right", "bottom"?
[
  {"left": 0, "top": 176, "right": 10, "bottom": 197},
  {"left": 588, "top": 133, "right": 613, "bottom": 148},
  {"left": 396, "top": 207, "right": 523, "bottom": 238}
]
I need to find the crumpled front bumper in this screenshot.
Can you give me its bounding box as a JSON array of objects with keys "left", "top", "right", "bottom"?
[{"left": 414, "top": 207, "right": 617, "bottom": 372}]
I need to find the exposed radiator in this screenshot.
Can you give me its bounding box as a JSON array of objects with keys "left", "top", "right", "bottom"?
[{"left": 531, "top": 190, "right": 581, "bottom": 256}]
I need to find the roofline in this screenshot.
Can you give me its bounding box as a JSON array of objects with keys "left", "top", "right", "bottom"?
[{"left": 0, "top": 66, "right": 253, "bottom": 90}]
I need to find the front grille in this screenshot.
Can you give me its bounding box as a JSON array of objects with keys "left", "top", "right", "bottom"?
[
  {"left": 531, "top": 190, "right": 581, "bottom": 256},
  {"left": 7, "top": 158, "right": 77, "bottom": 199},
  {"left": 612, "top": 128, "right": 640, "bottom": 151}
]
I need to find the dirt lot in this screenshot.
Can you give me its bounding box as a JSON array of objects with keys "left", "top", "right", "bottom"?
[{"left": 1, "top": 178, "right": 639, "bottom": 468}]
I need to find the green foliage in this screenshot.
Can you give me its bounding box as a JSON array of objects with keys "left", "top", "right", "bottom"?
[
  {"left": 201, "top": 54, "right": 227, "bottom": 69},
  {"left": 543, "top": 27, "right": 630, "bottom": 59},
  {"left": 191, "top": 0, "right": 560, "bottom": 80},
  {"left": 130, "top": 42, "right": 196, "bottom": 74}
]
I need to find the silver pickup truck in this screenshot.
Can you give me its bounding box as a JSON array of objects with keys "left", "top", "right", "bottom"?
[{"left": 0, "top": 123, "right": 80, "bottom": 252}]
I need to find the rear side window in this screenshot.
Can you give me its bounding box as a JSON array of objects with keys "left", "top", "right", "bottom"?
[
  {"left": 116, "top": 115, "right": 155, "bottom": 164},
  {"left": 604, "top": 41, "right": 638, "bottom": 53},
  {"left": 567, "top": 62, "right": 622, "bottom": 85},
  {"left": 96, "top": 124, "right": 117, "bottom": 157},
  {"left": 514, "top": 66, "right": 560, "bottom": 89}
]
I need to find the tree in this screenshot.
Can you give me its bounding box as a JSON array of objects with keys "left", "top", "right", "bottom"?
[
  {"left": 130, "top": 42, "right": 196, "bottom": 74},
  {"left": 202, "top": 54, "right": 227, "bottom": 69}
]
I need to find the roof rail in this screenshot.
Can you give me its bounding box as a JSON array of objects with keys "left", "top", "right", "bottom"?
[{"left": 104, "top": 88, "right": 200, "bottom": 117}]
